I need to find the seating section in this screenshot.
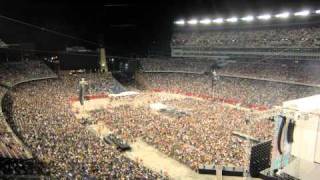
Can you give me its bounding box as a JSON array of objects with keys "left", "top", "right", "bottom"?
[
  {"left": 172, "top": 25, "right": 320, "bottom": 48},
  {"left": 141, "top": 58, "right": 213, "bottom": 73},
  {"left": 0, "top": 87, "right": 31, "bottom": 177},
  {"left": 0, "top": 61, "right": 57, "bottom": 87},
  {"left": 140, "top": 58, "right": 320, "bottom": 85},
  {"left": 217, "top": 59, "right": 320, "bottom": 85}
]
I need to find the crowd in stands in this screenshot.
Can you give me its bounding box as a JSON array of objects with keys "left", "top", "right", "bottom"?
[
  {"left": 172, "top": 25, "right": 320, "bottom": 48},
  {"left": 140, "top": 58, "right": 320, "bottom": 85},
  {"left": 90, "top": 98, "right": 273, "bottom": 170},
  {"left": 141, "top": 58, "right": 212, "bottom": 73},
  {"left": 0, "top": 87, "right": 27, "bottom": 159},
  {"left": 219, "top": 59, "right": 320, "bottom": 84},
  {"left": 0, "top": 60, "right": 57, "bottom": 87},
  {"left": 2, "top": 72, "right": 167, "bottom": 179},
  {"left": 138, "top": 72, "right": 320, "bottom": 107},
  {"left": 0, "top": 87, "right": 34, "bottom": 176}
]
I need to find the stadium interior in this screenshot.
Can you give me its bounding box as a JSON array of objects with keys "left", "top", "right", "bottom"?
[{"left": 0, "top": 1, "right": 320, "bottom": 179}]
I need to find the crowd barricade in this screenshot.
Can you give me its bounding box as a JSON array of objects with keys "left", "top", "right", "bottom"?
[
  {"left": 248, "top": 104, "right": 269, "bottom": 111},
  {"left": 69, "top": 93, "right": 109, "bottom": 103},
  {"left": 68, "top": 88, "right": 269, "bottom": 111}
]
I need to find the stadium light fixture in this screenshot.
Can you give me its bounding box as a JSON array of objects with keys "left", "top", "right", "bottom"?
[
  {"left": 275, "top": 12, "right": 290, "bottom": 19},
  {"left": 241, "top": 15, "right": 254, "bottom": 22},
  {"left": 226, "top": 17, "right": 238, "bottom": 23},
  {"left": 294, "top": 10, "right": 310, "bottom": 17},
  {"left": 257, "top": 14, "right": 271, "bottom": 20},
  {"left": 212, "top": 18, "right": 224, "bottom": 24},
  {"left": 187, "top": 19, "right": 198, "bottom": 25},
  {"left": 174, "top": 20, "right": 185, "bottom": 25},
  {"left": 200, "top": 18, "right": 211, "bottom": 25},
  {"left": 315, "top": 10, "right": 320, "bottom": 14}
]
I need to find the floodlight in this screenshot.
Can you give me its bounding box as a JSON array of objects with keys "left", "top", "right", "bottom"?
[
  {"left": 241, "top": 15, "right": 254, "bottom": 22},
  {"left": 275, "top": 12, "right": 290, "bottom": 19},
  {"left": 257, "top": 14, "right": 271, "bottom": 20},
  {"left": 174, "top": 20, "right": 185, "bottom": 25},
  {"left": 212, "top": 18, "right": 224, "bottom": 24},
  {"left": 315, "top": 10, "right": 320, "bottom": 14},
  {"left": 226, "top": 17, "right": 238, "bottom": 23},
  {"left": 200, "top": 18, "right": 211, "bottom": 25},
  {"left": 187, "top": 19, "right": 198, "bottom": 25},
  {"left": 294, "top": 10, "right": 310, "bottom": 17}
]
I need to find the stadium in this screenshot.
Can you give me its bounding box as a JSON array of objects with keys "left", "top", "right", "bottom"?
[{"left": 0, "top": 1, "right": 320, "bottom": 179}]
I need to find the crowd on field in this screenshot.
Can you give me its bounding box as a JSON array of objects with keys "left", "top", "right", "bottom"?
[{"left": 90, "top": 95, "right": 273, "bottom": 170}]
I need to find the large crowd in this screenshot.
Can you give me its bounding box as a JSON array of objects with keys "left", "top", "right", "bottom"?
[
  {"left": 218, "top": 59, "right": 320, "bottom": 84},
  {"left": 2, "top": 73, "right": 167, "bottom": 179},
  {"left": 140, "top": 58, "right": 320, "bottom": 85},
  {"left": 90, "top": 97, "right": 273, "bottom": 170},
  {"left": 138, "top": 72, "right": 320, "bottom": 107},
  {"left": 0, "top": 61, "right": 57, "bottom": 87},
  {"left": 0, "top": 87, "right": 28, "bottom": 160},
  {"left": 140, "top": 58, "right": 212, "bottom": 73},
  {"left": 0, "top": 87, "right": 34, "bottom": 175},
  {"left": 172, "top": 25, "right": 320, "bottom": 48},
  {"left": 1, "top": 55, "right": 319, "bottom": 178},
  {"left": 0, "top": 70, "right": 275, "bottom": 177}
]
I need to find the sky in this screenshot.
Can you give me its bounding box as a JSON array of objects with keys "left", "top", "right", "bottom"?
[{"left": 0, "top": 0, "right": 319, "bottom": 54}]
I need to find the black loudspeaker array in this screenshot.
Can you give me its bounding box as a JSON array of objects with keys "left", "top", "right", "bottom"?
[
  {"left": 198, "top": 140, "right": 272, "bottom": 178},
  {"left": 249, "top": 140, "right": 272, "bottom": 177},
  {"left": 198, "top": 165, "right": 244, "bottom": 176}
]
